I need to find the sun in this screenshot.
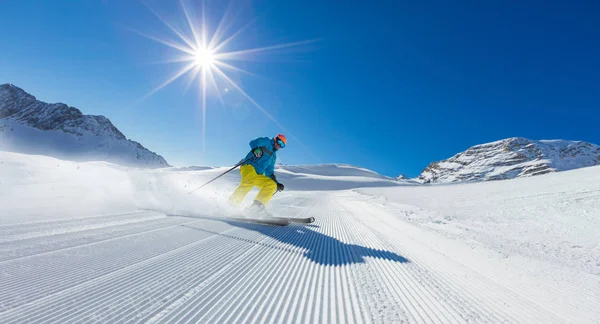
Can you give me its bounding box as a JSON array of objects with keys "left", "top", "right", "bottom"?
[
  {"left": 131, "top": 0, "right": 320, "bottom": 152},
  {"left": 194, "top": 48, "right": 214, "bottom": 68}
]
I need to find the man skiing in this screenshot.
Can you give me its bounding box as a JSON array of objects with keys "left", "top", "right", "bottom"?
[{"left": 229, "top": 133, "right": 287, "bottom": 216}]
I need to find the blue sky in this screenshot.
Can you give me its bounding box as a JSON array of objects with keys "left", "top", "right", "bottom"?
[{"left": 1, "top": 0, "right": 599, "bottom": 177}]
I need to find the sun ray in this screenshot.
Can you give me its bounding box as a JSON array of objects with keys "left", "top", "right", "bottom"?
[
  {"left": 215, "top": 38, "right": 323, "bottom": 61},
  {"left": 207, "top": 0, "right": 236, "bottom": 50},
  {"left": 211, "top": 18, "right": 256, "bottom": 54},
  {"left": 183, "top": 66, "right": 201, "bottom": 94},
  {"left": 206, "top": 65, "right": 225, "bottom": 106},
  {"left": 201, "top": 65, "right": 208, "bottom": 152},
  {"left": 213, "top": 60, "right": 260, "bottom": 77},
  {"left": 180, "top": 0, "right": 202, "bottom": 50},
  {"left": 143, "top": 2, "right": 197, "bottom": 50},
  {"left": 201, "top": 0, "right": 208, "bottom": 50},
  {"left": 144, "top": 56, "right": 195, "bottom": 65},
  {"left": 141, "top": 61, "right": 197, "bottom": 101},
  {"left": 212, "top": 64, "right": 315, "bottom": 158},
  {"left": 123, "top": 25, "right": 196, "bottom": 56},
  {"left": 212, "top": 65, "right": 282, "bottom": 128}
]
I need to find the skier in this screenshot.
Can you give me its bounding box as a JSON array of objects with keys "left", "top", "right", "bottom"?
[{"left": 229, "top": 133, "right": 287, "bottom": 216}]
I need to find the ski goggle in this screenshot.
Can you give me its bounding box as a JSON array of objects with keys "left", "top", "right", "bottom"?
[{"left": 276, "top": 138, "right": 285, "bottom": 148}]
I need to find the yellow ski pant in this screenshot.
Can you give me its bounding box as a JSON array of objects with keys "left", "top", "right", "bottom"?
[{"left": 229, "top": 164, "right": 277, "bottom": 207}]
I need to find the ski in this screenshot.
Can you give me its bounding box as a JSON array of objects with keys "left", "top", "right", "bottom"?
[
  {"left": 276, "top": 216, "right": 315, "bottom": 224},
  {"left": 229, "top": 217, "right": 291, "bottom": 226},
  {"left": 169, "top": 212, "right": 299, "bottom": 226}
]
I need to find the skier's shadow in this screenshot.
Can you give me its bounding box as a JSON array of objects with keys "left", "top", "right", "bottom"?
[{"left": 173, "top": 214, "right": 409, "bottom": 266}]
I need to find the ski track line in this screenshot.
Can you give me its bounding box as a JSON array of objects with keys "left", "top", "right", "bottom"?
[
  {"left": 174, "top": 231, "right": 290, "bottom": 324},
  {"left": 167, "top": 224, "right": 299, "bottom": 323},
  {"left": 283, "top": 197, "right": 331, "bottom": 324},
  {"left": 92, "top": 225, "right": 269, "bottom": 323},
  {"left": 268, "top": 228, "right": 320, "bottom": 324},
  {"left": 332, "top": 209, "right": 374, "bottom": 324},
  {"left": 253, "top": 229, "right": 312, "bottom": 323},
  {"left": 338, "top": 210, "right": 380, "bottom": 324},
  {"left": 0, "top": 219, "right": 209, "bottom": 320},
  {"left": 332, "top": 210, "right": 368, "bottom": 324},
  {"left": 386, "top": 219, "right": 534, "bottom": 323},
  {"left": 303, "top": 208, "right": 351, "bottom": 324},
  {"left": 334, "top": 194, "right": 520, "bottom": 323},
  {"left": 372, "top": 197, "right": 600, "bottom": 323},
  {"left": 262, "top": 227, "right": 312, "bottom": 324},
  {"left": 0, "top": 218, "right": 208, "bottom": 314},
  {"left": 282, "top": 225, "right": 322, "bottom": 324},
  {"left": 346, "top": 204, "right": 480, "bottom": 324},
  {"left": 345, "top": 194, "right": 596, "bottom": 323},
  {"left": 0, "top": 213, "right": 166, "bottom": 243},
  {"left": 0, "top": 220, "right": 240, "bottom": 323},
  {"left": 227, "top": 225, "right": 306, "bottom": 324},
  {"left": 336, "top": 198, "right": 481, "bottom": 324},
  {"left": 162, "top": 220, "right": 304, "bottom": 256},
  {"left": 288, "top": 197, "right": 330, "bottom": 323},
  {"left": 329, "top": 209, "right": 377, "bottom": 324},
  {"left": 148, "top": 225, "right": 291, "bottom": 323},
  {"left": 76, "top": 224, "right": 248, "bottom": 323},
  {"left": 328, "top": 218, "right": 342, "bottom": 324},
  {"left": 304, "top": 225, "right": 324, "bottom": 324},
  {"left": 62, "top": 223, "right": 244, "bottom": 323},
  {"left": 301, "top": 202, "right": 408, "bottom": 323},
  {"left": 51, "top": 220, "right": 243, "bottom": 323},
  {"left": 197, "top": 197, "right": 315, "bottom": 323},
  {"left": 299, "top": 203, "right": 378, "bottom": 323},
  {"left": 211, "top": 230, "right": 308, "bottom": 324},
  {"left": 336, "top": 206, "right": 427, "bottom": 324},
  {"left": 0, "top": 217, "right": 202, "bottom": 291},
  {"left": 226, "top": 225, "right": 303, "bottom": 324},
  {"left": 313, "top": 204, "right": 405, "bottom": 323},
  {"left": 344, "top": 196, "right": 544, "bottom": 323},
  {"left": 329, "top": 209, "right": 403, "bottom": 323},
  {"left": 0, "top": 216, "right": 191, "bottom": 263},
  {"left": 0, "top": 210, "right": 154, "bottom": 234},
  {"left": 298, "top": 196, "right": 336, "bottom": 324},
  {"left": 344, "top": 192, "right": 536, "bottom": 321}
]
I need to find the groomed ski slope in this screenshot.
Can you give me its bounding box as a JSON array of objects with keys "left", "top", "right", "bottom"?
[{"left": 0, "top": 152, "right": 599, "bottom": 323}]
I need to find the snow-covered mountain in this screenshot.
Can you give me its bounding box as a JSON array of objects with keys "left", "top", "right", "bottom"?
[
  {"left": 0, "top": 83, "right": 169, "bottom": 168},
  {"left": 418, "top": 137, "right": 600, "bottom": 183}
]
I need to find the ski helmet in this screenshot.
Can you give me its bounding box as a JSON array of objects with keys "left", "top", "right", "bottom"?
[{"left": 275, "top": 133, "right": 287, "bottom": 147}]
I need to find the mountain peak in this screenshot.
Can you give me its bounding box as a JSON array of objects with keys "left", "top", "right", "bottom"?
[
  {"left": 0, "top": 83, "right": 169, "bottom": 168},
  {"left": 418, "top": 137, "right": 600, "bottom": 183}
]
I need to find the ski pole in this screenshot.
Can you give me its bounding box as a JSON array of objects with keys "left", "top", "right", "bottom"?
[{"left": 188, "top": 156, "right": 252, "bottom": 194}]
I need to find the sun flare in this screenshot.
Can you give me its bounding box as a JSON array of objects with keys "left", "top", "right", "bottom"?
[
  {"left": 132, "top": 0, "right": 319, "bottom": 151},
  {"left": 194, "top": 48, "right": 214, "bottom": 68}
]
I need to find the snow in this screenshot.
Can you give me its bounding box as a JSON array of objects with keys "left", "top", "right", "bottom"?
[{"left": 1, "top": 151, "right": 599, "bottom": 323}]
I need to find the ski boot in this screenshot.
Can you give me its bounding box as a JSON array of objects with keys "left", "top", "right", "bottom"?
[{"left": 244, "top": 200, "right": 272, "bottom": 218}]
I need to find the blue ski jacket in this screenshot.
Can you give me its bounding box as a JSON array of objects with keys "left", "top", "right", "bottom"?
[{"left": 243, "top": 137, "right": 278, "bottom": 180}]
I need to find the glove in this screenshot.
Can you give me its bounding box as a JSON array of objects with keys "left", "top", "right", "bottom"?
[
  {"left": 276, "top": 182, "right": 285, "bottom": 192},
  {"left": 252, "top": 147, "right": 263, "bottom": 158}
]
